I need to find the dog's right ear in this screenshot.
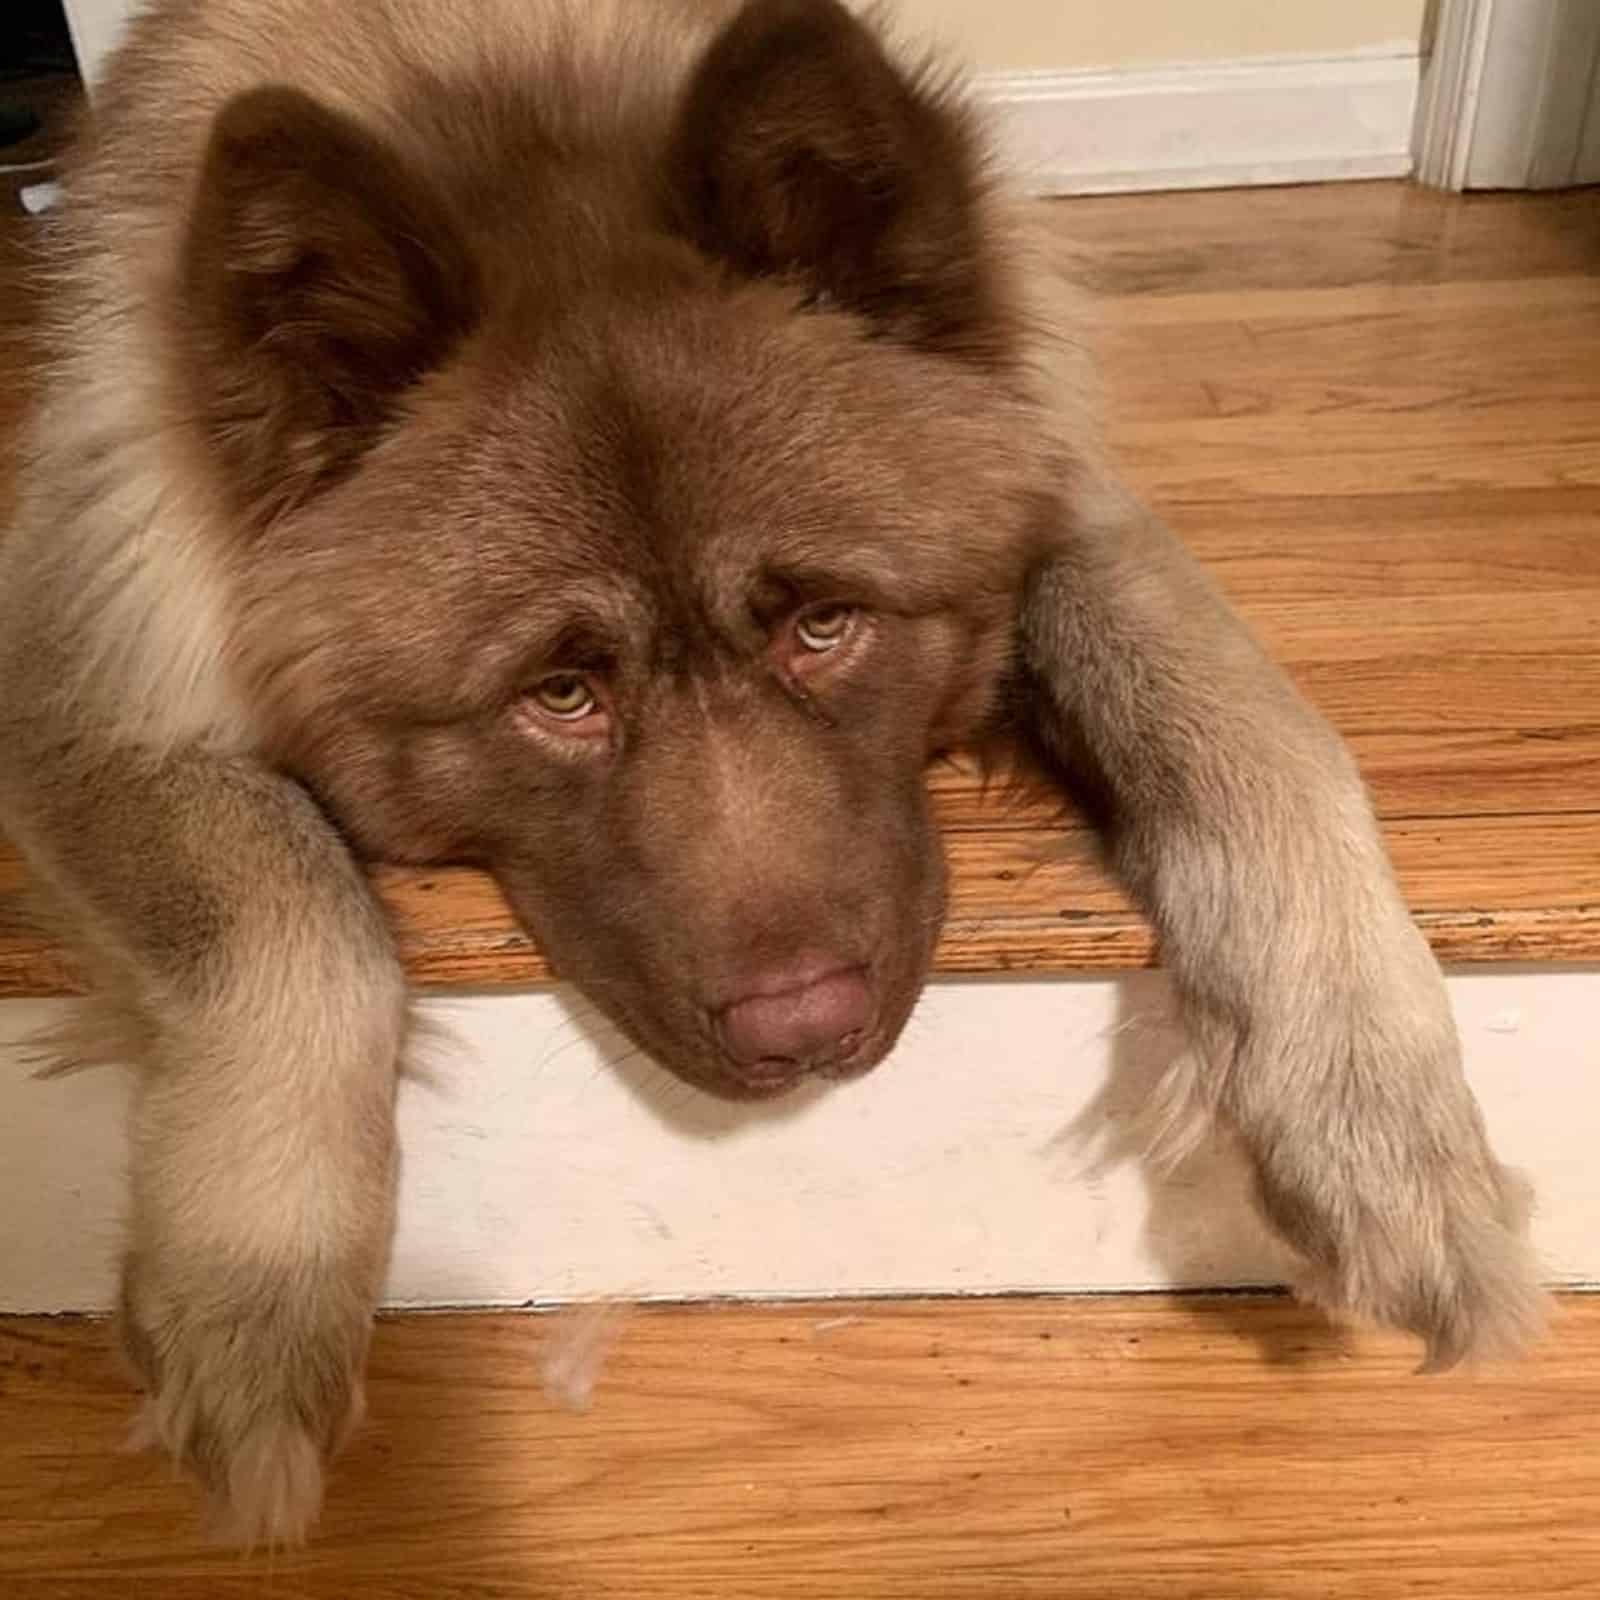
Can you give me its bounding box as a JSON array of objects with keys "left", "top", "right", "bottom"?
[{"left": 182, "top": 87, "right": 479, "bottom": 525}]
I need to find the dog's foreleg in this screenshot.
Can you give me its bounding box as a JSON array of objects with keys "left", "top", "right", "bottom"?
[
  {"left": 7, "top": 750, "right": 405, "bottom": 1543},
  {"left": 1019, "top": 482, "right": 1544, "bottom": 1364}
]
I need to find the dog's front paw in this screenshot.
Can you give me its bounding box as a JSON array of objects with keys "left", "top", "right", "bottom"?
[
  {"left": 119, "top": 1252, "right": 373, "bottom": 1546},
  {"left": 1233, "top": 970, "right": 1546, "bottom": 1367},
  {"left": 1253, "top": 1127, "right": 1544, "bottom": 1369}
]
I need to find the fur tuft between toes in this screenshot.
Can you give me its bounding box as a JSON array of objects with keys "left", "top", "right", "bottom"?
[
  {"left": 1288, "top": 1179, "right": 1549, "bottom": 1371},
  {"left": 118, "top": 1257, "right": 374, "bottom": 1548},
  {"left": 209, "top": 1422, "right": 327, "bottom": 1550},
  {"left": 1136, "top": 1039, "right": 1548, "bottom": 1368}
]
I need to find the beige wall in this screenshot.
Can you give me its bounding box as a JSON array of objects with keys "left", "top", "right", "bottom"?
[
  {"left": 887, "top": 0, "right": 1428, "bottom": 74},
  {"left": 67, "top": 1, "right": 1429, "bottom": 89}
]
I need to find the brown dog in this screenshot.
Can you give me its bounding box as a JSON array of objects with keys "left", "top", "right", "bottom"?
[{"left": 0, "top": 0, "right": 1543, "bottom": 1545}]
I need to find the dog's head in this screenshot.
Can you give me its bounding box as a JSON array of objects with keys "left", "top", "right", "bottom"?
[{"left": 183, "top": 0, "right": 1056, "bottom": 1096}]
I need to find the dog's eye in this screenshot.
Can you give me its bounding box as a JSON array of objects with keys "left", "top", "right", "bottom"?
[
  {"left": 530, "top": 673, "right": 598, "bottom": 720},
  {"left": 795, "top": 605, "right": 855, "bottom": 652}
]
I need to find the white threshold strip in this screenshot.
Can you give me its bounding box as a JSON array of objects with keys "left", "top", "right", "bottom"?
[{"left": 1, "top": 966, "right": 1594, "bottom": 1313}]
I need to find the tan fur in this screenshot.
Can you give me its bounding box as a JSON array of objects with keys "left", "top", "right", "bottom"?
[
  {"left": 0, "top": 0, "right": 1542, "bottom": 1546},
  {"left": 1019, "top": 496, "right": 1546, "bottom": 1369}
]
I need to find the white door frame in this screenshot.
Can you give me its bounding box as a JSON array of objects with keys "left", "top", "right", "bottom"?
[
  {"left": 1415, "top": 0, "right": 1600, "bottom": 189},
  {"left": 60, "top": 0, "right": 134, "bottom": 91}
]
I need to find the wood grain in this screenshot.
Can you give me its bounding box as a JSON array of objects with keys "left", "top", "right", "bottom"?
[
  {"left": 2, "top": 1296, "right": 1598, "bottom": 1597},
  {"left": 7, "top": 807, "right": 1597, "bottom": 994},
  {"left": 3, "top": 181, "right": 1599, "bottom": 994},
  {"left": 1057, "top": 181, "right": 1600, "bottom": 296}
]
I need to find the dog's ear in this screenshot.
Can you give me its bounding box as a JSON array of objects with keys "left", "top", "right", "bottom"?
[
  {"left": 670, "top": 0, "right": 1006, "bottom": 363},
  {"left": 183, "top": 87, "right": 480, "bottom": 525}
]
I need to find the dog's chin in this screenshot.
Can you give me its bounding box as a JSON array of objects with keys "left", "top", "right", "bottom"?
[
  {"left": 715, "top": 1033, "right": 891, "bottom": 1101},
  {"left": 611, "top": 1007, "right": 911, "bottom": 1104},
  {"left": 627, "top": 1028, "right": 881, "bottom": 1103},
  {"left": 715, "top": 1058, "right": 819, "bottom": 1100}
]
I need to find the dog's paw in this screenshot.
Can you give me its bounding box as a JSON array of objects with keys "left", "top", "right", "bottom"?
[
  {"left": 119, "top": 1253, "right": 371, "bottom": 1546},
  {"left": 1253, "top": 1136, "right": 1545, "bottom": 1369},
  {"left": 1231, "top": 979, "right": 1547, "bottom": 1367}
]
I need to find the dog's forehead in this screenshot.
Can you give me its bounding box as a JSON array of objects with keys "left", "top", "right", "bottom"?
[
  {"left": 483, "top": 308, "right": 924, "bottom": 580},
  {"left": 412, "top": 290, "right": 1043, "bottom": 676}
]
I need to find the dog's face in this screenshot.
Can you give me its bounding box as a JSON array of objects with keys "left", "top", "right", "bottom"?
[{"left": 182, "top": 0, "right": 1054, "bottom": 1096}]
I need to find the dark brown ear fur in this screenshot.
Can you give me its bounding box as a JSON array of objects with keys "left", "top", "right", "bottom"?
[
  {"left": 182, "top": 86, "right": 479, "bottom": 524},
  {"left": 670, "top": 0, "right": 1008, "bottom": 364}
]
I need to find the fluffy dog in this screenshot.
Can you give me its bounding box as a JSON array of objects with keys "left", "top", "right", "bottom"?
[{"left": 0, "top": 0, "right": 1542, "bottom": 1544}]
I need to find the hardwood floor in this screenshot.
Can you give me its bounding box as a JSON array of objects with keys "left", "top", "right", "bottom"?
[
  {"left": 4, "top": 181, "right": 1599, "bottom": 992},
  {"left": 2, "top": 180, "right": 1599, "bottom": 1592},
  {"left": 3, "top": 1296, "right": 1599, "bottom": 1598}
]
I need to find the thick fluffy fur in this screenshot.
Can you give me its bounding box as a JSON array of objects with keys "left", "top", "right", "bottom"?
[{"left": 0, "top": 0, "right": 1542, "bottom": 1544}]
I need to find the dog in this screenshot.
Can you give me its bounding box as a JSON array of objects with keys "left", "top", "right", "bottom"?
[{"left": 0, "top": 0, "right": 1544, "bottom": 1545}]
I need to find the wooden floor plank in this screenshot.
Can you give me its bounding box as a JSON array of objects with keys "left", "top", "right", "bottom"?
[
  {"left": 1057, "top": 182, "right": 1600, "bottom": 296},
  {"left": 10, "top": 807, "right": 1597, "bottom": 993},
  {"left": 1102, "top": 271, "right": 1600, "bottom": 328},
  {"left": 1174, "top": 496, "right": 1600, "bottom": 600},
  {"left": 3, "top": 183, "right": 1599, "bottom": 993},
  {"left": 2, "top": 1297, "right": 1597, "bottom": 1597}
]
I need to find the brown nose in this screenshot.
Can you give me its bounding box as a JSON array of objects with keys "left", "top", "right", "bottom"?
[{"left": 716, "top": 964, "right": 872, "bottom": 1068}]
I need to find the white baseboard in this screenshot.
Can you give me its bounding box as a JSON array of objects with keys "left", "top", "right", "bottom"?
[
  {"left": 2, "top": 969, "right": 1595, "bottom": 1314},
  {"left": 978, "top": 48, "right": 1421, "bottom": 196},
  {"left": 64, "top": 10, "right": 1417, "bottom": 197}
]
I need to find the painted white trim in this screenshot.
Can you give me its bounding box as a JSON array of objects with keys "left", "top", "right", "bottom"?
[
  {"left": 977, "top": 49, "right": 1421, "bottom": 197},
  {"left": 1479, "top": 0, "right": 1600, "bottom": 189},
  {"left": 1517, "top": 2, "right": 1600, "bottom": 188},
  {"left": 1413, "top": 0, "right": 1496, "bottom": 190},
  {"left": 59, "top": 0, "right": 132, "bottom": 91},
  {"left": 1414, "top": 0, "right": 1600, "bottom": 191},
  {"left": 3, "top": 968, "right": 1595, "bottom": 1314},
  {"left": 53, "top": 8, "right": 1420, "bottom": 197}
]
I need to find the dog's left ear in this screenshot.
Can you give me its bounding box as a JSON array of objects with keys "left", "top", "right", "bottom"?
[{"left": 670, "top": 0, "right": 1006, "bottom": 363}]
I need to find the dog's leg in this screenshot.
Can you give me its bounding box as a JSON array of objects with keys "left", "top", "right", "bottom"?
[
  {"left": 1019, "top": 483, "right": 1545, "bottom": 1364},
  {"left": 10, "top": 751, "right": 405, "bottom": 1544}
]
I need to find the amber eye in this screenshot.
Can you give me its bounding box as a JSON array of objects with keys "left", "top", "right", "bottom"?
[
  {"left": 530, "top": 673, "right": 597, "bottom": 720},
  {"left": 794, "top": 604, "right": 855, "bottom": 652}
]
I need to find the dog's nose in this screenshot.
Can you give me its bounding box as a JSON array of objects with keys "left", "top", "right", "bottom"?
[{"left": 716, "top": 964, "right": 872, "bottom": 1068}]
